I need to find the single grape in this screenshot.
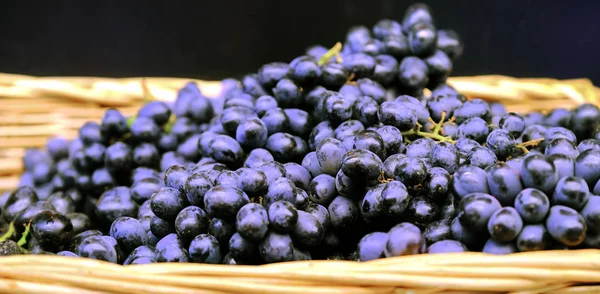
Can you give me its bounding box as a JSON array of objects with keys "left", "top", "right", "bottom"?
[
  {"left": 427, "top": 240, "right": 468, "bottom": 254},
  {"left": 545, "top": 205, "right": 587, "bottom": 247},
  {"left": 385, "top": 222, "right": 425, "bottom": 257},
  {"left": 487, "top": 207, "right": 523, "bottom": 242},
  {"left": 357, "top": 232, "right": 388, "bottom": 261}
]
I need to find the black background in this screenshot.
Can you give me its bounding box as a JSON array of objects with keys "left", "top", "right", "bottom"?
[{"left": 1, "top": 1, "right": 599, "bottom": 84}]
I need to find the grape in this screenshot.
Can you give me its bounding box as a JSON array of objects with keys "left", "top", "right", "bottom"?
[
  {"left": 427, "top": 240, "right": 468, "bottom": 254},
  {"left": 261, "top": 108, "right": 290, "bottom": 135},
  {"left": 342, "top": 53, "right": 376, "bottom": 79},
  {"left": 452, "top": 165, "right": 489, "bottom": 199},
  {"left": 353, "top": 131, "right": 386, "bottom": 159},
  {"left": 381, "top": 180, "right": 411, "bottom": 218},
  {"left": 123, "top": 245, "right": 157, "bottom": 265},
  {"left": 109, "top": 216, "right": 148, "bottom": 255},
  {"left": 453, "top": 99, "right": 491, "bottom": 125},
  {"left": 482, "top": 239, "right": 518, "bottom": 255},
  {"left": 580, "top": 196, "right": 600, "bottom": 234},
  {"left": 328, "top": 196, "right": 360, "bottom": 230},
  {"left": 546, "top": 206, "right": 587, "bottom": 247},
  {"left": 188, "top": 234, "right": 221, "bottom": 264},
  {"left": 424, "top": 167, "right": 450, "bottom": 201},
  {"left": 359, "top": 183, "right": 386, "bottom": 222},
  {"left": 458, "top": 193, "right": 502, "bottom": 232},
  {"left": 319, "top": 63, "right": 348, "bottom": 90},
  {"left": 378, "top": 101, "right": 418, "bottom": 131},
  {"left": 235, "top": 203, "right": 269, "bottom": 242},
  {"left": 520, "top": 154, "right": 559, "bottom": 195},
  {"left": 487, "top": 163, "right": 523, "bottom": 206},
  {"left": 545, "top": 138, "right": 579, "bottom": 159},
  {"left": 407, "top": 22, "right": 437, "bottom": 57},
  {"left": 575, "top": 149, "right": 600, "bottom": 187},
  {"left": 334, "top": 120, "right": 365, "bottom": 141},
  {"left": 341, "top": 149, "right": 383, "bottom": 181},
  {"left": 174, "top": 206, "right": 209, "bottom": 244},
  {"left": 31, "top": 211, "right": 74, "bottom": 252},
  {"left": 430, "top": 142, "right": 459, "bottom": 173},
  {"left": 357, "top": 232, "right": 388, "bottom": 261},
  {"left": 487, "top": 207, "right": 523, "bottom": 242},
  {"left": 316, "top": 138, "right": 347, "bottom": 176},
  {"left": 292, "top": 211, "right": 324, "bottom": 247},
  {"left": 486, "top": 129, "right": 516, "bottom": 160},
  {"left": 552, "top": 176, "right": 590, "bottom": 210},
  {"left": 385, "top": 222, "right": 425, "bottom": 257},
  {"left": 393, "top": 157, "right": 427, "bottom": 188},
  {"left": 203, "top": 186, "right": 250, "bottom": 220},
  {"left": 150, "top": 187, "right": 188, "bottom": 222},
  {"left": 406, "top": 138, "right": 436, "bottom": 159},
  {"left": 457, "top": 117, "right": 490, "bottom": 143},
  {"left": 258, "top": 232, "right": 294, "bottom": 263}
]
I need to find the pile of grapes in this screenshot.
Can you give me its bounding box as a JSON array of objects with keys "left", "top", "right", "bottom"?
[{"left": 1, "top": 3, "right": 599, "bottom": 265}]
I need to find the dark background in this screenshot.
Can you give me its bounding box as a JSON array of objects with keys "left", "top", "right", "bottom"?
[{"left": 0, "top": 1, "right": 598, "bottom": 84}]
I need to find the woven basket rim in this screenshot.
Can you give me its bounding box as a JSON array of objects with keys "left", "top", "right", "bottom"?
[{"left": 0, "top": 249, "right": 598, "bottom": 293}]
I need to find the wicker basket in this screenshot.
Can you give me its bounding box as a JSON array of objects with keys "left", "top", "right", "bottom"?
[{"left": 0, "top": 73, "right": 599, "bottom": 293}]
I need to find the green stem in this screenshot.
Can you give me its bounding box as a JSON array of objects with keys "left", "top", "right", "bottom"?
[
  {"left": 164, "top": 114, "right": 176, "bottom": 134},
  {"left": 17, "top": 223, "right": 30, "bottom": 248},
  {"left": 318, "top": 42, "right": 343, "bottom": 65},
  {"left": 515, "top": 138, "right": 545, "bottom": 153},
  {"left": 0, "top": 222, "right": 15, "bottom": 242},
  {"left": 126, "top": 116, "right": 136, "bottom": 128},
  {"left": 402, "top": 129, "right": 455, "bottom": 143},
  {"left": 402, "top": 112, "right": 455, "bottom": 144},
  {"left": 432, "top": 111, "right": 447, "bottom": 135}
]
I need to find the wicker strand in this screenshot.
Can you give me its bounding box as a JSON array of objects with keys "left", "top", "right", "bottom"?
[{"left": 0, "top": 277, "right": 110, "bottom": 294}]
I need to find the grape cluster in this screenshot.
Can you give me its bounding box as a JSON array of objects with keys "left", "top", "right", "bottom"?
[{"left": 1, "top": 3, "right": 599, "bottom": 265}]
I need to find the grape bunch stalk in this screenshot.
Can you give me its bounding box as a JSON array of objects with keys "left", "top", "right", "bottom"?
[{"left": 1, "top": 2, "right": 599, "bottom": 266}]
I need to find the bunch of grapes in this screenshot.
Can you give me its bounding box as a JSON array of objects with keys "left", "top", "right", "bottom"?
[{"left": 1, "top": 3, "right": 599, "bottom": 265}]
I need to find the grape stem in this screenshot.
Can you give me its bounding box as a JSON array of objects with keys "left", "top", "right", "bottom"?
[
  {"left": 17, "top": 222, "right": 30, "bottom": 247},
  {"left": 345, "top": 73, "right": 356, "bottom": 84},
  {"left": 0, "top": 222, "right": 15, "bottom": 242},
  {"left": 0, "top": 222, "right": 31, "bottom": 254},
  {"left": 402, "top": 111, "right": 455, "bottom": 143},
  {"left": 378, "top": 171, "right": 393, "bottom": 183},
  {"left": 126, "top": 116, "right": 136, "bottom": 128},
  {"left": 164, "top": 114, "right": 176, "bottom": 134},
  {"left": 318, "top": 42, "right": 343, "bottom": 66},
  {"left": 17, "top": 222, "right": 31, "bottom": 254},
  {"left": 431, "top": 111, "right": 446, "bottom": 136},
  {"left": 515, "top": 138, "right": 545, "bottom": 153},
  {"left": 251, "top": 196, "right": 264, "bottom": 206}
]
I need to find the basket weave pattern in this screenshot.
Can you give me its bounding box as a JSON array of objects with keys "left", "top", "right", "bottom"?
[{"left": 0, "top": 73, "right": 599, "bottom": 293}]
